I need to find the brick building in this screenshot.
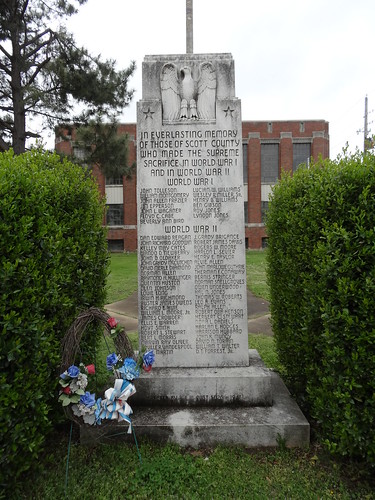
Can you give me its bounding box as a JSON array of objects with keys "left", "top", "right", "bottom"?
[{"left": 55, "top": 120, "right": 329, "bottom": 251}]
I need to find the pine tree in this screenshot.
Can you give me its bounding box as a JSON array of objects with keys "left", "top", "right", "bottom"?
[{"left": 0, "top": 0, "right": 135, "bottom": 154}]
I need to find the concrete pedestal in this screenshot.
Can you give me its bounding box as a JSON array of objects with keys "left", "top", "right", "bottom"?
[
  {"left": 80, "top": 351, "right": 310, "bottom": 448},
  {"left": 133, "top": 350, "right": 272, "bottom": 406}
]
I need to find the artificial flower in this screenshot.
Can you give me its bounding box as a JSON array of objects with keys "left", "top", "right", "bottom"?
[
  {"left": 85, "top": 364, "right": 95, "bottom": 375},
  {"left": 143, "top": 350, "right": 155, "bottom": 368},
  {"left": 70, "top": 373, "right": 88, "bottom": 392},
  {"left": 106, "top": 352, "right": 119, "bottom": 371},
  {"left": 62, "top": 386, "right": 72, "bottom": 394},
  {"left": 107, "top": 317, "right": 118, "bottom": 329},
  {"left": 67, "top": 365, "right": 80, "bottom": 378},
  {"left": 80, "top": 391, "right": 96, "bottom": 408},
  {"left": 118, "top": 357, "right": 140, "bottom": 381}
]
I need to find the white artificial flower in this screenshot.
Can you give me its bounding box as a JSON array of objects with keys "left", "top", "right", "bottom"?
[{"left": 70, "top": 373, "right": 88, "bottom": 392}]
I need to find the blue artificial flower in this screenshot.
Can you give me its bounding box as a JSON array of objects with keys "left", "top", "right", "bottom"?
[
  {"left": 106, "top": 353, "right": 119, "bottom": 371},
  {"left": 67, "top": 365, "right": 80, "bottom": 378},
  {"left": 80, "top": 391, "right": 96, "bottom": 408},
  {"left": 118, "top": 357, "right": 140, "bottom": 381},
  {"left": 143, "top": 350, "right": 155, "bottom": 368}
]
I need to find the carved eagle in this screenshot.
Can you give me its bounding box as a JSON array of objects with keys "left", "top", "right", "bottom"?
[{"left": 160, "top": 62, "right": 217, "bottom": 121}]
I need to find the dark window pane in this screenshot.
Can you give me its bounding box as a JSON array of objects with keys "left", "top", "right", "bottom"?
[
  {"left": 261, "top": 144, "right": 279, "bottom": 183},
  {"left": 293, "top": 143, "right": 311, "bottom": 171},
  {"left": 105, "top": 177, "right": 123, "bottom": 185},
  {"left": 106, "top": 204, "right": 124, "bottom": 225},
  {"left": 242, "top": 143, "right": 248, "bottom": 183},
  {"left": 261, "top": 201, "right": 269, "bottom": 223},
  {"left": 108, "top": 239, "right": 124, "bottom": 252}
]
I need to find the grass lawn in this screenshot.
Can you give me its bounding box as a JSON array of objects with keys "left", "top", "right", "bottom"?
[
  {"left": 106, "top": 252, "right": 138, "bottom": 303},
  {"left": 246, "top": 250, "right": 269, "bottom": 300},
  {"left": 22, "top": 436, "right": 374, "bottom": 499}
]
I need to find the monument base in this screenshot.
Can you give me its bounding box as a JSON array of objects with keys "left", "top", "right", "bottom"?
[
  {"left": 80, "top": 352, "right": 310, "bottom": 448},
  {"left": 132, "top": 350, "right": 272, "bottom": 407}
]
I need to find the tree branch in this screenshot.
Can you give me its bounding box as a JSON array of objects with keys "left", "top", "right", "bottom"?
[
  {"left": 0, "top": 135, "right": 10, "bottom": 151},
  {"left": 27, "top": 57, "right": 51, "bottom": 86},
  {"left": 0, "top": 105, "right": 14, "bottom": 112},
  {"left": 30, "top": 108, "right": 69, "bottom": 122},
  {"left": 21, "top": 0, "right": 30, "bottom": 19},
  {"left": 22, "top": 28, "right": 56, "bottom": 57},
  {"left": 25, "top": 130, "right": 41, "bottom": 139},
  {"left": 0, "top": 60, "right": 11, "bottom": 76},
  {"left": 0, "top": 44, "right": 12, "bottom": 63}
]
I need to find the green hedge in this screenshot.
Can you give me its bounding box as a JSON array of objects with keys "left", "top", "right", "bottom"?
[
  {"left": 266, "top": 152, "right": 375, "bottom": 465},
  {"left": 0, "top": 149, "right": 109, "bottom": 490}
]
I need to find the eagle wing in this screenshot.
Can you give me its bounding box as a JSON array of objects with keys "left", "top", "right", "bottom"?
[
  {"left": 197, "top": 62, "right": 217, "bottom": 120},
  {"left": 160, "top": 63, "right": 180, "bottom": 121}
]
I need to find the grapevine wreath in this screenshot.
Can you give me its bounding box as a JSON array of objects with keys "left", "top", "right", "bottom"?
[{"left": 58, "top": 307, "right": 154, "bottom": 432}]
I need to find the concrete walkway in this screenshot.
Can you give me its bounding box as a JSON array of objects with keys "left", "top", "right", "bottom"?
[{"left": 105, "top": 291, "right": 273, "bottom": 336}]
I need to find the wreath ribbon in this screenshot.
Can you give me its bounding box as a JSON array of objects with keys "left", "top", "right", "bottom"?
[{"left": 95, "top": 379, "right": 136, "bottom": 433}]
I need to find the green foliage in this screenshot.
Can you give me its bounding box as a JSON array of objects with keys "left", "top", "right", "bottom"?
[
  {"left": 0, "top": 149, "right": 108, "bottom": 491},
  {"left": 266, "top": 151, "right": 375, "bottom": 464},
  {"left": 20, "top": 439, "right": 374, "bottom": 499},
  {"left": 0, "top": 0, "right": 135, "bottom": 153},
  {"left": 73, "top": 119, "right": 136, "bottom": 179}
]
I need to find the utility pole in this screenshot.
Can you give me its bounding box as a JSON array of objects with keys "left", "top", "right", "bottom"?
[
  {"left": 186, "top": 0, "right": 193, "bottom": 54},
  {"left": 364, "top": 95, "right": 369, "bottom": 152},
  {"left": 358, "top": 95, "right": 373, "bottom": 152}
]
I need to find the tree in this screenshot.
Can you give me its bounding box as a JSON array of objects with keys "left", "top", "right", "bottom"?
[
  {"left": 0, "top": 0, "right": 135, "bottom": 154},
  {"left": 73, "top": 119, "right": 136, "bottom": 178}
]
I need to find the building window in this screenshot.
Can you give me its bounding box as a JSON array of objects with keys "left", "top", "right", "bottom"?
[
  {"left": 105, "top": 176, "right": 123, "bottom": 186},
  {"left": 293, "top": 143, "right": 311, "bottom": 171},
  {"left": 261, "top": 201, "right": 269, "bottom": 224},
  {"left": 261, "top": 143, "right": 279, "bottom": 183},
  {"left": 108, "top": 239, "right": 124, "bottom": 252},
  {"left": 262, "top": 237, "right": 268, "bottom": 249},
  {"left": 244, "top": 201, "right": 248, "bottom": 223},
  {"left": 106, "top": 204, "right": 124, "bottom": 226},
  {"left": 242, "top": 143, "right": 248, "bottom": 183},
  {"left": 299, "top": 122, "right": 305, "bottom": 133},
  {"left": 73, "top": 145, "right": 87, "bottom": 160}
]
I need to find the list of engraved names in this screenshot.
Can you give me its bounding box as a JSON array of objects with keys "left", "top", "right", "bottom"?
[{"left": 138, "top": 123, "right": 248, "bottom": 367}]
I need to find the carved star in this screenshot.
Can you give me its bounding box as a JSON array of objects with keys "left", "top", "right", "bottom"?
[
  {"left": 223, "top": 106, "right": 235, "bottom": 117},
  {"left": 143, "top": 107, "right": 155, "bottom": 119}
]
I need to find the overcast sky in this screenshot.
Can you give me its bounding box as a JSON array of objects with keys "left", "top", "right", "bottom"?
[{"left": 62, "top": 0, "right": 375, "bottom": 159}]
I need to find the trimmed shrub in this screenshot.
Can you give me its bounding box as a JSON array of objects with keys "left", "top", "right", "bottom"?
[
  {"left": 0, "top": 149, "right": 108, "bottom": 490},
  {"left": 266, "top": 151, "right": 375, "bottom": 464}
]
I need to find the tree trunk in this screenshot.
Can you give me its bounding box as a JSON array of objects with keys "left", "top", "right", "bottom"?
[{"left": 11, "top": 19, "right": 26, "bottom": 154}]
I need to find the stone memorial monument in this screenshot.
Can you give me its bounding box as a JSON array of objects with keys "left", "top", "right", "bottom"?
[
  {"left": 137, "top": 52, "right": 248, "bottom": 370},
  {"left": 81, "top": 1, "right": 310, "bottom": 447}
]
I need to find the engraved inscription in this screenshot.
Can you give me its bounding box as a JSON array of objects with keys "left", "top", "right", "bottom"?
[{"left": 138, "top": 57, "right": 247, "bottom": 367}]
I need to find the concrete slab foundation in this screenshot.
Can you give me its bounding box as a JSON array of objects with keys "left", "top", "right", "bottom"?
[{"left": 80, "top": 369, "right": 310, "bottom": 448}]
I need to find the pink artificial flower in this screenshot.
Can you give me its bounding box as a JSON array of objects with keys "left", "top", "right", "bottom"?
[
  {"left": 62, "top": 386, "right": 72, "bottom": 395},
  {"left": 143, "top": 364, "right": 152, "bottom": 373},
  {"left": 107, "top": 317, "right": 118, "bottom": 329},
  {"left": 86, "top": 364, "right": 95, "bottom": 375}
]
